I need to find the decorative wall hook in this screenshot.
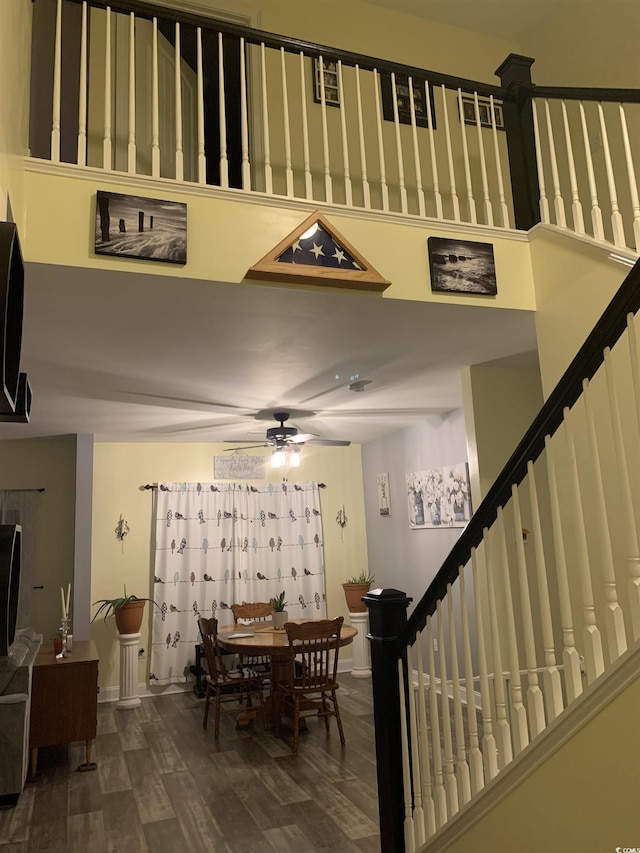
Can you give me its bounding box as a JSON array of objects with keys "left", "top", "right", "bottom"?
[{"left": 115, "top": 515, "right": 130, "bottom": 541}]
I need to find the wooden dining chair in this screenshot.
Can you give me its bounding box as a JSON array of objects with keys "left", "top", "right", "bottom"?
[
  {"left": 275, "top": 616, "right": 346, "bottom": 754},
  {"left": 230, "top": 602, "right": 273, "bottom": 681},
  {"left": 198, "top": 617, "right": 265, "bottom": 740}
]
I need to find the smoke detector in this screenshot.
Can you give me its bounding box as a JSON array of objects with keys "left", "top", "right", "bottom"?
[{"left": 349, "top": 379, "right": 372, "bottom": 392}]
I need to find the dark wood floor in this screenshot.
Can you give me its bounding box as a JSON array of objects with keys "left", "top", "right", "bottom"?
[{"left": 0, "top": 675, "right": 379, "bottom": 852}]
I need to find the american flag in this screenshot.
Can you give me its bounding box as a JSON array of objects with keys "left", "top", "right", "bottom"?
[{"left": 277, "top": 222, "right": 362, "bottom": 269}]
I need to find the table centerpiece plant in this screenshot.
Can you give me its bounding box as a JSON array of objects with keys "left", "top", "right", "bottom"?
[{"left": 270, "top": 591, "right": 289, "bottom": 630}]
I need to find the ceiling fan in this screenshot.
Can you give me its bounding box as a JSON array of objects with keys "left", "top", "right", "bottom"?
[{"left": 224, "top": 411, "right": 351, "bottom": 451}]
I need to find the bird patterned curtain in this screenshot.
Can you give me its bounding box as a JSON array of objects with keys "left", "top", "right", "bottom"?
[{"left": 150, "top": 481, "right": 326, "bottom": 684}]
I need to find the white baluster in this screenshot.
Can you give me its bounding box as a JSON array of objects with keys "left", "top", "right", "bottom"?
[
  {"left": 490, "top": 95, "right": 509, "bottom": 228},
  {"left": 619, "top": 104, "right": 640, "bottom": 250},
  {"left": 561, "top": 100, "right": 585, "bottom": 234},
  {"left": 51, "top": 0, "right": 62, "bottom": 163},
  {"left": 390, "top": 73, "right": 408, "bottom": 214},
  {"left": 579, "top": 101, "right": 604, "bottom": 240},
  {"left": 196, "top": 28, "right": 205, "bottom": 184},
  {"left": 373, "top": 69, "right": 389, "bottom": 211},
  {"left": 337, "top": 61, "right": 352, "bottom": 207},
  {"left": 457, "top": 89, "right": 476, "bottom": 223},
  {"left": 103, "top": 6, "right": 112, "bottom": 170},
  {"left": 127, "top": 13, "right": 136, "bottom": 174},
  {"left": 441, "top": 86, "right": 460, "bottom": 221},
  {"left": 239, "top": 38, "right": 250, "bottom": 190},
  {"left": 583, "top": 377, "right": 628, "bottom": 661},
  {"left": 544, "top": 99, "right": 567, "bottom": 227},
  {"left": 544, "top": 434, "right": 584, "bottom": 704},
  {"left": 398, "top": 657, "right": 416, "bottom": 852},
  {"left": 426, "top": 83, "right": 443, "bottom": 219},
  {"left": 298, "top": 53, "right": 312, "bottom": 199},
  {"left": 76, "top": 1, "right": 88, "bottom": 166},
  {"left": 604, "top": 346, "right": 640, "bottom": 641},
  {"left": 496, "top": 508, "right": 529, "bottom": 755},
  {"left": 355, "top": 66, "right": 371, "bottom": 209},
  {"left": 510, "top": 483, "right": 547, "bottom": 736},
  {"left": 406, "top": 645, "right": 426, "bottom": 848},
  {"left": 598, "top": 103, "right": 625, "bottom": 247},
  {"left": 279, "top": 48, "right": 293, "bottom": 197},
  {"left": 532, "top": 100, "right": 550, "bottom": 223},
  {"left": 426, "top": 616, "right": 448, "bottom": 828},
  {"left": 436, "top": 601, "right": 459, "bottom": 817},
  {"left": 174, "top": 23, "right": 183, "bottom": 182},
  {"left": 318, "top": 56, "right": 332, "bottom": 203},
  {"left": 446, "top": 584, "right": 471, "bottom": 806},
  {"left": 408, "top": 78, "right": 425, "bottom": 217},
  {"left": 628, "top": 313, "right": 640, "bottom": 481},
  {"left": 217, "top": 32, "right": 227, "bottom": 188},
  {"left": 473, "top": 92, "right": 493, "bottom": 225},
  {"left": 458, "top": 567, "right": 484, "bottom": 795},
  {"left": 484, "top": 528, "right": 513, "bottom": 769},
  {"left": 564, "top": 409, "right": 605, "bottom": 684},
  {"left": 260, "top": 44, "right": 272, "bottom": 195},
  {"left": 415, "top": 632, "right": 437, "bottom": 837},
  {"left": 470, "top": 547, "right": 498, "bottom": 780},
  {"left": 526, "top": 462, "right": 565, "bottom": 722},
  {"left": 151, "top": 17, "right": 160, "bottom": 178}
]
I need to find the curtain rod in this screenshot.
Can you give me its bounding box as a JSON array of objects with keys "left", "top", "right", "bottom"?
[
  {"left": 0, "top": 487, "right": 46, "bottom": 492},
  {"left": 142, "top": 482, "right": 327, "bottom": 490}
]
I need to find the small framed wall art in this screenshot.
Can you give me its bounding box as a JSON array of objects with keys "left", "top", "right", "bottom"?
[
  {"left": 427, "top": 236, "right": 497, "bottom": 296},
  {"left": 313, "top": 58, "right": 340, "bottom": 107},
  {"left": 95, "top": 190, "right": 187, "bottom": 264},
  {"left": 377, "top": 473, "right": 391, "bottom": 516}
]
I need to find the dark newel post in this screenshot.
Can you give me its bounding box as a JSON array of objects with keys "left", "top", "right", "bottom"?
[
  {"left": 495, "top": 53, "right": 540, "bottom": 232},
  {"left": 364, "top": 588, "right": 413, "bottom": 853}
]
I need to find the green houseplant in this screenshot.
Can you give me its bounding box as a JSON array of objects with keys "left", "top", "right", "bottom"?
[
  {"left": 270, "top": 591, "right": 289, "bottom": 630},
  {"left": 92, "top": 587, "right": 156, "bottom": 635},
  {"left": 342, "top": 571, "right": 375, "bottom": 613}
]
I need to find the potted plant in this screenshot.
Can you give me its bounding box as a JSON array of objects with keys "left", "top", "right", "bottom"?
[
  {"left": 342, "top": 571, "right": 375, "bottom": 613},
  {"left": 52, "top": 628, "right": 63, "bottom": 656},
  {"left": 92, "top": 587, "right": 156, "bottom": 635},
  {"left": 270, "top": 591, "right": 289, "bottom": 630}
]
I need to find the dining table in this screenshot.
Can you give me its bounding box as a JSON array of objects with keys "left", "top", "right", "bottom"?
[{"left": 217, "top": 618, "right": 357, "bottom": 730}]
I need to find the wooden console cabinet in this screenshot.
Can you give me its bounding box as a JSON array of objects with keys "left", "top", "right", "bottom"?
[{"left": 29, "top": 640, "right": 99, "bottom": 776}]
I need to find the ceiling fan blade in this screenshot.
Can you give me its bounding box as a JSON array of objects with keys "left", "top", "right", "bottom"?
[
  {"left": 303, "top": 438, "right": 351, "bottom": 447},
  {"left": 223, "top": 443, "right": 270, "bottom": 451},
  {"left": 290, "top": 432, "right": 319, "bottom": 444}
]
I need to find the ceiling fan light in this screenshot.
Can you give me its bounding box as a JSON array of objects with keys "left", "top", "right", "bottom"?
[
  {"left": 271, "top": 448, "right": 286, "bottom": 468},
  {"left": 289, "top": 447, "right": 301, "bottom": 467}
]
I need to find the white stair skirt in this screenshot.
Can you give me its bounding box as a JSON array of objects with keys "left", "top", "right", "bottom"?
[
  {"left": 117, "top": 632, "right": 142, "bottom": 709},
  {"left": 349, "top": 611, "right": 372, "bottom": 678}
]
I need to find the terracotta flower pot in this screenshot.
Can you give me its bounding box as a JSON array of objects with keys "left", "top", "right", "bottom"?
[
  {"left": 342, "top": 583, "right": 371, "bottom": 613},
  {"left": 115, "top": 600, "right": 146, "bottom": 635}
]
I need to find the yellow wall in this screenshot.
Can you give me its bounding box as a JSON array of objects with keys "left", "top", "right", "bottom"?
[
  {"left": 91, "top": 441, "right": 367, "bottom": 690},
  {"left": 0, "top": 436, "right": 77, "bottom": 640},
  {"left": 22, "top": 169, "right": 536, "bottom": 312},
  {"left": 0, "top": 0, "right": 32, "bottom": 228},
  {"left": 441, "top": 674, "right": 640, "bottom": 853}
]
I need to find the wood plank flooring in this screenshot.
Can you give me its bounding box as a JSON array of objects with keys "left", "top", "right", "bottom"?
[{"left": 0, "top": 675, "right": 380, "bottom": 852}]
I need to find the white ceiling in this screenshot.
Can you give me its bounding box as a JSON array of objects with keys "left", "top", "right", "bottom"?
[{"left": 9, "top": 262, "right": 538, "bottom": 445}]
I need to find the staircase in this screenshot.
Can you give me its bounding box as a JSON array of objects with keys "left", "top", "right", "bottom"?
[{"left": 366, "top": 257, "right": 640, "bottom": 851}]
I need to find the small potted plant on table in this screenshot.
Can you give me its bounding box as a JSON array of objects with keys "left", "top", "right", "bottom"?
[
  {"left": 270, "top": 591, "right": 289, "bottom": 630},
  {"left": 342, "top": 571, "right": 375, "bottom": 613}
]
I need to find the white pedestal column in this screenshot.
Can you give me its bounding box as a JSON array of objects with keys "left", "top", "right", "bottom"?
[
  {"left": 117, "top": 632, "right": 141, "bottom": 709},
  {"left": 349, "top": 611, "right": 371, "bottom": 678}
]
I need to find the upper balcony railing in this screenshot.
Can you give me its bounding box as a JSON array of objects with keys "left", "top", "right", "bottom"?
[{"left": 30, "top": 0, "right": 640, "bottom": 251}]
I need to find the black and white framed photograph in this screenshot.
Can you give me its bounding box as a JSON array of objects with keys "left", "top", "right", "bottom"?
[
  {"left": 377, "top": 472, "right": 391, "bottom": 517},
  {"left": 95, "top": 190, "right": 187, "bottom": 264},
  {"left": 460, "top": 95, "right": 504, "bottom": 130},
  {"left": 313, "top": 58, "right": 340, "bottom": 107},
  {"left": 380, "top": 73, "right": 436, "bottom": 128},
  {"left": 427, "top": 236, "right": 497, "bottom": 295}
]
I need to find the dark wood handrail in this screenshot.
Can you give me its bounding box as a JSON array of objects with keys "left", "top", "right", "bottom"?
[
  {"left": 52, "top": 0, "right": 510, "bottom": 99},
  {"left": 395, "top": 257, "right": 640, "bottom": 654},
  {"left": 532, "top": 85, "right": 640, "bottom": 103}
]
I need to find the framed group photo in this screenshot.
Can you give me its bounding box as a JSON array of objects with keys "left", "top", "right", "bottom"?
[
  {"left": 460, "top": 95, "right": 504, "bottom": 130},
  {"left": 380, "top": 73, "right": 436, "bottom": 128}
]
